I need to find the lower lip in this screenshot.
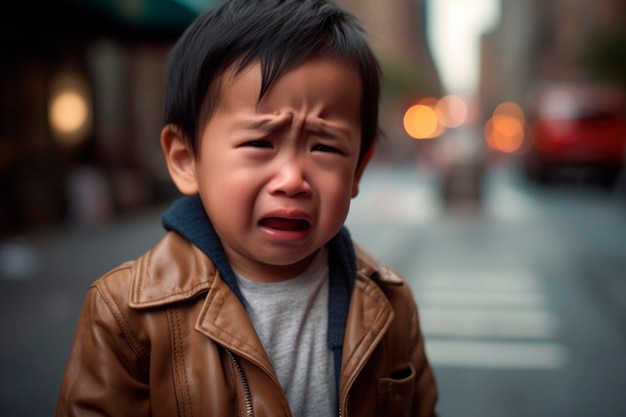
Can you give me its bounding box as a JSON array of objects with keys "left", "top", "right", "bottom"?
[{"left": 259, "top": 225, "right": 310, "bottom": 242}]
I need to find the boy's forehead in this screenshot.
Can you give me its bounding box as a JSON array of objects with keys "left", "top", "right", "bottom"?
[
  {"left": 222, "top": 54, "right": 360, "bottom": 87},
  {"left": 209, "top": 57, "right": 363, "bottom": 135}
]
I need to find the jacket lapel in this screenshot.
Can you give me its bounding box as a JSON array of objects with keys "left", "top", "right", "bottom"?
[
  {"left": 340, "top": 273, "right": 395, "bottom": 390},
  {"left": 127, "top": 232, "right": 274, "bottom": 371},
  {"left": 194, "top": 274, "right": 274, "bottom": 373},
  {"left": 339, "top": 243, "right": 402, "bottom": 395}
]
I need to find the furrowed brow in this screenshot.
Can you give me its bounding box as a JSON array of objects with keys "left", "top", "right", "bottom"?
[
  {"left": 305, "top": 119, "right": 351, "bottom": 139},
  {"left": 239, "top": 114, "right": 292, "bottom": 133}
]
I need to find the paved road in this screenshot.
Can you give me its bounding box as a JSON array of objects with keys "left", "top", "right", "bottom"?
[
  {"left": 347, "top": 163, "right": 626, "bottom": 417},
  {"left": 1, "top": 162, "right": 625, "bottom": 416}
]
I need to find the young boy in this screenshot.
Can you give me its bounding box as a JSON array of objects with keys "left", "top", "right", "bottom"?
[{"left": 56, "top": 0, "right": 438, "bottom": 416}]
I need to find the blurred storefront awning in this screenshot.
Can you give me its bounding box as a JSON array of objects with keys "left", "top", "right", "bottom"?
[
  {"left": 75, "top": 0, "right": 221, "bottom": 31},
  {"left": 2, "top": 0, "right": 222, "bottom": 48}
]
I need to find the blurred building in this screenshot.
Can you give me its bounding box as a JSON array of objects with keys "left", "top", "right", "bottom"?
[
  {"left": 335, "top": 0, "right": 443, "bottom": 161},
  {"left": 480, "top": 0, "right": 626, "bottom": 117},
  {"left": 0, "top": 0, "right": 205, "bottom": 236},
  {"left": 336, "top": 0, "right": 441, "bottom": 95}
]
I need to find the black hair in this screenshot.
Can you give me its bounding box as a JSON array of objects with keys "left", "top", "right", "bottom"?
[{"left": 163, "top": 0, "right": 381, "bottom": 165}]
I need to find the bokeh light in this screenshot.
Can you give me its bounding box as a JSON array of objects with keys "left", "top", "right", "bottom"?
[
  {"left": 494, "top": 101, "right": 525, "bottom": 123},
  {"left": 484, "top": 101, "right": 525, "bottom": 153},
  {"left": 403, "top": 97, "right": 446, "bottom": 139},
  {"left": 50, "top": 92, "right": 88, "bottom": 135},
  {"left": 48, "top": 73, "right": 92, "bottom": 147},
  {"left": 436, "top": 95, "right": 468, "bottom": 128}
]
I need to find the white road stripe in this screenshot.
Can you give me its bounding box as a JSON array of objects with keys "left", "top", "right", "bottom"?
[
  {"left": 414, "top": 271, "right": 542, "bottom": 292},
  {"left": 415, "top": 289, "right": 546, "bottom": 309},
  {"left": 424, "top": 340, "right": 568, "bottom": 370},
  {"left": 419, "top": 307, "right": 559, "bottom": 339},
  {"left": 414, "top": 267, "right": 567, "bottom": 369}
]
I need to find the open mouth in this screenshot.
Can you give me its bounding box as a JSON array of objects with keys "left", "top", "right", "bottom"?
[{"left": 259, "top": 217, "right": 310, "bottom": 231}]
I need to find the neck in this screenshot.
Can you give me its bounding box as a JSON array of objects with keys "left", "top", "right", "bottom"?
[{"left": 229, "top": 250, "right": 320, "bottom": 283}]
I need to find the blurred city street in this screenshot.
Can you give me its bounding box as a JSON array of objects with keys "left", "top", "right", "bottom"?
[
  {"left": 349, "top": 162, "right": 626, "bottom": 417},
  {"left": 2, "top": 161, "right": 626, "bottom": 417},
  {"left": 1, "top": 0, "right": 626, "bottom": 416}
]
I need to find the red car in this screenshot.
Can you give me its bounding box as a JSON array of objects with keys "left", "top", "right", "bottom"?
[{"left": 522, "top": 83, "right": 626, "bottom": 184}]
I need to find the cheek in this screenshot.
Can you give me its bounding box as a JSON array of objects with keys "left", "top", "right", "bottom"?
[
  {"left": 195, "top": 161, "right": 248, "bottom": 218},
  {"left": 318, "top": 172, "right": 355, "bottom": 220},
  {"left": 201, "top": 172, "right": 255, "bottom": 210}
]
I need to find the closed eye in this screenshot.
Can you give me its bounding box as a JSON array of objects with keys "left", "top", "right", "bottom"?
[
  {"left": 242, "top": 140, "right": 273, "bottom": 149},
  {"left": 312, "top": 144, "right": 343, "bottom": 154}
]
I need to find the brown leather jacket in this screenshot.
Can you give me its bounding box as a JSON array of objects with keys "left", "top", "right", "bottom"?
[{"left": 56, "top": 232, "right": 438, "bottom": 417}]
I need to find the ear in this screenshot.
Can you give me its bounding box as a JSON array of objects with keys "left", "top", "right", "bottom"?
[
  {"left": 161, "top": 124, "right": 199, "bottom": 195},
  {"left": 351, "top": 142, "right": 375, "bottom": 198}
]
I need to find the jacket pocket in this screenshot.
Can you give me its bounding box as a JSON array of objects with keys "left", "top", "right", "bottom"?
[{"left": 376, "top": 364, "right": 416, "bottom": 417}]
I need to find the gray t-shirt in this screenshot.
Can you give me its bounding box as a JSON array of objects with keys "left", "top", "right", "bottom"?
[{"left": 236, "top": 248, "right": 335, "bottom": 417}]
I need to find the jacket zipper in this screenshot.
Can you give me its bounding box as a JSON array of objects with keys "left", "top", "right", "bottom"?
[
  {"left": 227, "top": 348, "right": 340, "bottom": 417},
  {"left": 226, "top": 349, "right": 254, "bottom": 417}
]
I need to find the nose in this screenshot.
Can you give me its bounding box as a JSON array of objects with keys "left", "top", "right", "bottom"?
[{"left": 268, "top": 156, "right": 312, "bottom": 197}]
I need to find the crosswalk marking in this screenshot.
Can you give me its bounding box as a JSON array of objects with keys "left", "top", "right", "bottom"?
[
  {"left": 414, "top": 271, "right": 542, "bottom": 292},
  {"left": 348, "top": 166, "right": 568, "bottom": 371},
  {"left": 414, "top": 268, "right": 568, "bottom": 370},
  {"left": 419, "top": 307, "right": 559, "bottom": 339},
  {"left": 417, "top": 290, "right": 545, "bottom": 309},
  {"left": 424, "top": 340, "right": 567, "bottom": 370}
]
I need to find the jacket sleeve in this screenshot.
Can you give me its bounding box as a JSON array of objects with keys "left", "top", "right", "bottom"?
[
  {"left": 408, "top": 294, "right": 439, "bottom": 417},
  {"left": 56, "top": 279, "right": 151, "bottom": 417}
]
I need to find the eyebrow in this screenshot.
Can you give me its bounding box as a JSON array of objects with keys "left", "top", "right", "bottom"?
[
  {"left": 238, "top": 114, "right": 291, "bottom": 133},
  {"left": 238, "top": 114, "right": 351, "bottom": 140},
  {"left": 305, "top": 119, "right": 351, "bottom": 140}
]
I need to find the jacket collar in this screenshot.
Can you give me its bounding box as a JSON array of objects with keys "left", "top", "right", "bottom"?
[
  {"left": 158, "top": 195, "right": 359, "bottom": 302},
  {"left": 128, "top": 202, "right": 403, "bottom": 405},
  {"left": 161, "top": 195, "right": 246, "bottom": 303},
  {"left": 129, "top": 195, "right": 402, "bottom": 309},
  {"left": 128, "top": 231, "right": 217, "bottom": 308}
]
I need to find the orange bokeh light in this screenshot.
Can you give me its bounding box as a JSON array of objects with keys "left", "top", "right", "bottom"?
[
  {"left": 493, "top": 101, "right": 525, "bottom": 122},
  {"left": 492, "top": 114, "right": 524, "bottom": 136},
  {"left": 484, "top": 101, "right": 526, "bottom": 153},
  {"left": 485, "top": 117, "right": 524, "bottom": 153},
  {"left": 403, "top": 97, "right": 445, "bottom": 139},
  {"left": 48, "top": 72, "right": 92, "bottom": 147}
]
